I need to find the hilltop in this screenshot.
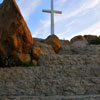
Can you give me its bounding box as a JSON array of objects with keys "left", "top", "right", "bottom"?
[{"left": 0, "top": 0, "right": 100, "bottom": 100}]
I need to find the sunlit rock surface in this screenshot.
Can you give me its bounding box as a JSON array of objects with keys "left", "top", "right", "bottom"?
[{"left": 0, "top": 0, "right": 33, "bottom": 65}]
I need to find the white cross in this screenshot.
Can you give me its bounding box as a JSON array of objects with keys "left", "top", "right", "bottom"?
[{"left": 42, "top": 0, "right": 62, "bottom": 35}]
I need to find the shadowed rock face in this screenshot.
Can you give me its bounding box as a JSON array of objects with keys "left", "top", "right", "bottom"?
[
  {"left": 0, "top": 0, "right": 33, "bottom": 64},
  {"left": 84, "top": 35, "right": 98, "bottom": 41}
]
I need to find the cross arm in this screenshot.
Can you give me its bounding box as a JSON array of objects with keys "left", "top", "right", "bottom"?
[
  {"left": 53, "top": 10, "right": 62, "bottom": 14},
  {"left": 42, "top": 9, "right": 62, "bottom": 14},
  {"left": 42, "top": 9, "right": 51, "bottom": 13}
]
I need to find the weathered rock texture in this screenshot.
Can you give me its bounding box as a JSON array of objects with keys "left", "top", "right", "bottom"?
[
  {"left": 70, "top": 35, "right": 88, "bottom": 48},
  {"left": 38, "top": 54, "right": 100, "bottom": 65},
  {"left": 59, "top": 45, "right": 100, "bottom": 55},
  {"left": 43, "top": 35, "right": 61, "bottom": 53},
  {"left": 0, "top": 43, "right": 100, "bottom": 100},
  {"left": 0, "top": 44, "right": 100, "bottom": 100},
  {"left": 33, "top": 41, "right": 55, "bottom": 55},
  {"left": 0, "top": 1, "right": 100, "bottom": 99},
  {"left": 0, "top": 0, "right": 33, "bottom": 64},
  {"left": 70, "top": 35, "right": 87, "bottom": 43},
  {"left": 1, "top": 96, "right": 100, "bottom": 100},
  {"left": 32, "top": 47, "right": 42, "bottom": 60},
  {"left": 0, "top": 65, "right": 100, "bottom": 99},
  {"left": 60, "top": 40, "right": 70, "bottom": 45},
  {"left": 84, "top": 35, "right": 98, "bottom": 42}
]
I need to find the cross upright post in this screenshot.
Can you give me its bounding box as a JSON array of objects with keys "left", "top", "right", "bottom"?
[
  {"left": 42, "top": 0, "right": 62, "bottom": 35},
  {"left": 51, "top": 0, "right": 54, "bottom": 35}
]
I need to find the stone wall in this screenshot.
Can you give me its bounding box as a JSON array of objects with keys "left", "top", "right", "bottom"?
[
  {"left": 0, "top": 65, "right": 100, "bottom": 98},
  {"left": 0, "top": 45, "right": 100, "bottom": 100},
  {"left": 59, "top": 45, "right": 100, "bottom": 55},
  {"left": 38, "top": 55, "right": 100, "bottom": 65},
  {"left": 1, "top": 96, "right": 100, "bottom": 100}
]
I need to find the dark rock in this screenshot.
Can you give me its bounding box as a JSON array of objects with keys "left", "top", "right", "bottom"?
[{"left": 84, "top": 35, "right": 98, "bottom": 42}]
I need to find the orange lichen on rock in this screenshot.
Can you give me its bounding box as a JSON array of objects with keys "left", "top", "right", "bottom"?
[
  {"left": 32, "top": 47, "right": 42, "bottom": 60},
  {"left": 32, "top": 60, "right": 37, "bottom": 66},
  {"left": 0, "top": 0, "right": 33, "bottom": 65},
  {"left": 44, "top": 35, "right": 61, "bottom": 53}
]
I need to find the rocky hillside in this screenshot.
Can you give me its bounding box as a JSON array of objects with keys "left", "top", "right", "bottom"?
[
  {"left": 0, "top": 0, "right": 100, "bottom": 100},
  {"left": 1, "top": 34, "right": 100, "bottom": 100}
]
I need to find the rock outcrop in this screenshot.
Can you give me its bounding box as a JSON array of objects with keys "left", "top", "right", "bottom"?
[
  {"left": 43, "top": 35, "right": 61, "bottom": 53},
  {"left": 0, "top": 1, "right": 100, "bottom": 98},
  {"left": 0, "top": 34, "right": 100, "bottom": 100},
  {"left": 84, "top": 35, "right": 98, "bottom": 42},
  {"left": 0, "top": 0, "right": 33, "bottom": 65},
  {"left": 84, "top": 35, "right": 100, "bottom": 45},
  {"left": 70, "top": 35, "right": 88, "bottom": 48}
]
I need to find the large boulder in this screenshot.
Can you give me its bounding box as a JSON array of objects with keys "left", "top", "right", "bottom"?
[
  {"left": 84, "top": 35, "right": 98, "bottom": 42},
  {"left": 84, "top": 35, "right": 100, "bottom": 45},
  {"left": 0, "top": 0, "right": 33, "bottom": 65},
  {"left": 70, "top": 35, "right": 86, "bottom": 43},
  {"left": 70, "top": 35, "right": 88, "bottom": 48},
  {"left": 43, "top": 35, "right": 61, "bottom": 53}
]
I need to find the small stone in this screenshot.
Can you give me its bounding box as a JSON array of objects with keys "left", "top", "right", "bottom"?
[
  {"left": 32, "top": 60, "right": 37, "bottom": 66},
  {"left": 32, "top": 47, "right": 42, "bottom": 60}
]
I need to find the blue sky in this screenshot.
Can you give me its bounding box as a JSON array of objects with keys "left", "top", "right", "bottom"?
[{"left": 0, "top": 0, "right": 100, "bottom": 40}]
